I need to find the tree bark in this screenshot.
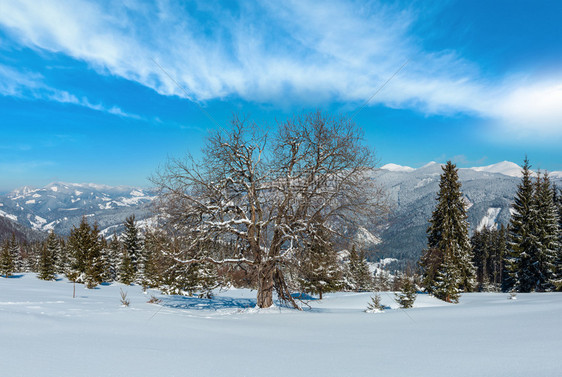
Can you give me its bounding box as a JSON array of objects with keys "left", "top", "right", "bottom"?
[{"left": 256, "top": 262, "right": 274, "bottom": 308}]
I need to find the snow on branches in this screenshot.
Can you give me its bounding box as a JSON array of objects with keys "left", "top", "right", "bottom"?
[{"left": 152, "top": 112, "right": 387, "bottom": 308}]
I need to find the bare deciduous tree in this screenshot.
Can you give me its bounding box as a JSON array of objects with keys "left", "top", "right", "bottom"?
[{"left": 151, "top": 111, "right": 387, "bottom": 308}]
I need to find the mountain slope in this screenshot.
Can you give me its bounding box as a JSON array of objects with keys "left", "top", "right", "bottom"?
[
  {"left": 0, "top": 216, "right": 46, "bottom": 243},
  {"left": 0, "top": 182, "right": 155, "bottom": 236},
  {"left": 372, "top": 162, "right": 562, "bottom": 263}
]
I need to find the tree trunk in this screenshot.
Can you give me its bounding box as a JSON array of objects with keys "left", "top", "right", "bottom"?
[{"left": 256, "top": 262, "right": 274, "bottom": 308}]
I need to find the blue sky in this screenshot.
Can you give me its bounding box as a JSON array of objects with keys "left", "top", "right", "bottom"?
[{"left": 0, "top": 0, "right": 561, "bottom": 191}]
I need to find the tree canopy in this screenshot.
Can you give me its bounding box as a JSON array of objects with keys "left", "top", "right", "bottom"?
[{"left": 152, "top": 112, "right": 387, "bottom": 308}]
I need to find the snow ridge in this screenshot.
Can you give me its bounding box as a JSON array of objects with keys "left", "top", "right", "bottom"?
[
  {"left": 476, "top": 207, "right": 501, "bottom": 232},
  {"left": 469, "top": 161, "right": 522, "bottom": 178},
  {"left": 380, "top": 160, "right": 561, "bottom": 179},
  {"left": 380, "top": 163, "right": 415, "bottom": 172}
]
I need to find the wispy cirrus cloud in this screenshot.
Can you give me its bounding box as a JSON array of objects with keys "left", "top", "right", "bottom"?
[
  {"left": 0, "top": 63, "right": 141, "bottom": 119},
  {"left": 0, "top": 0, "right": 561, "bottom": 137}
]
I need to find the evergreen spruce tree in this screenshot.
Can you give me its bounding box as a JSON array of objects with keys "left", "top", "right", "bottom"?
[
  {"left": 18, "top": 242, "right": 33, "bottom": 273},
  {"left": 159, "top": 259, "right": 187, "bottom": 295},
  {"left": 356, "top": 251, "right": 373, "bottom": 291},
  {"left": 107, "top": 234, "right": 122, "bottom": 282},
  {"left": 31, "top": 242, "right": 43, "bottom": 272},
  {"left": 516, "top": 171, "right": 544, "bottom": 292},
  {"left": 419, "top": 247, "right": 441, "bottom": 291},
  {"left": 533, "top": 173, "right": 559, "bottom": 291},
  {"left": 391, "top": 272, "right": 403, "bottom": 292},
  {"left": 99, "top": 236, "right": 113, "bottom": 283},
  {"left": 119, "top": 249, "right": 136, "bottom": 286},
  {"left": 346, "top": 246, "right": 372, "bottom": 291},
  {"left": 9, "top": 234, "right": 22, "bottom": 273},
  {"left": 395, "top": 274, "right": 417, "bottom": 308},
  {"left": 67, "top": 217, "right": 103, "bottom": 288},
  {"left": 65, "top": 244, "right": 80, "bottom": 295},
  {"left": 433, "top": 252, "right": 461, "bottom": 303},
  {"left": 15, "top": 241, "right": 35, "bottom": 273},
  {"left": 67, "top": 217, "right": 90, "bottom": 281},
  {"left": 420, "top": 161, "right": 475, "bottom": 298},
  {"left": 554, "top": 187, "right": 562, "bottom": 290},
  {"left": 471, "top": 229, "right": 489, "bottom": 290},
  {"left": 141, "top": 231, "right": 162, "bottom": 289},
  {"left": 506, "top": 158, "right": 535, "bottom": 292},
  {"left": 55, "top": 239, "right": 68, "bottom": 275},
  {"left": 38, "top": 231, "right": 58, "bottom": 281},
  {"left": 122, "top": 215, "right": 143, "bottom": 282},
  {"left": 192, "top": 260, "right": 220, "bottom": 299},
  {"left": 492, "top": 225, "right": 507, "bottom": 290},
  {"left": 298, "top": 234, "right": 342, "bottom": 299},
  {"left": 189, "top": 239, "right": 220, "bottom": 298},
  {"left": 157, "top": 238, "right": 220, "bottom": 297},
  {"left": 471, "top": 227, "right": 507, "bottom": 292},
  {"left": 507, "top": 162, "right": 559, "bottom": 292},
  {"left": 0, "top": 240, "right": 15, "bottom": 278},
  {"left": 160, "top": 260, "right": 213, "bottom": 297},
  {"left": 84, "top": 224, "right": 104, "bottom": 288}
]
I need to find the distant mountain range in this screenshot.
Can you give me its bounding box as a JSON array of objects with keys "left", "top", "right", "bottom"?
[
  {"left": 372, "top": 161, "right": 562, "bottom": 263},
  {"left": 0, "top": 182, "right": 155, "bottom": 240},
  {"left": 381, "top": 160, "right": 562, "bottom": 178},
  {"left": 0, "top": 161, "right": 560, "bottom": 264}
]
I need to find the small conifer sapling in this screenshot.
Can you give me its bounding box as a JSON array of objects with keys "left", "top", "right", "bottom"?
[{"left": 366, "top": 293, "right": 384, "bottom": 313}]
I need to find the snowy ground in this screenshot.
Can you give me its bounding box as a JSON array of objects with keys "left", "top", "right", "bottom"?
[{"left": 1, "top": 274, "right": 561, "bottom": 377}]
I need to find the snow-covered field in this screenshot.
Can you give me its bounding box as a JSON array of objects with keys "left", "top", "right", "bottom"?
[{"left": 1, "top": 275, "right": 561, "bottom": 377}]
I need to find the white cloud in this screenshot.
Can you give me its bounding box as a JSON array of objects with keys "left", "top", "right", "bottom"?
[
  {"left": 0, "top": 63, "right": 141, "bottom": 119},
  {"left": 490, "top": 79, "right": 562, "bottom": 136},
  {"left": 0, "top": 64, "right": 43, "bottom": 95},
  {"left": 0, "top": 0, "right": 561, "bottom": 136}
]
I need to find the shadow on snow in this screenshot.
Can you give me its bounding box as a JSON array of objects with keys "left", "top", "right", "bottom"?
[
  {"left": 159, "top": 292, "right": 321, "bottom": 312},
  {"left": 160, "top": 295, "right": 257, "bottom": 311},
  {"left": 1, "top": 274, "right": 24, "bottom": 279}
]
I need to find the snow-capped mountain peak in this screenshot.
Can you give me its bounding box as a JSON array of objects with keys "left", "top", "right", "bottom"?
[
  {"left": 379, "top": 160, "right": 562, "bottom": 179},
  {"left": 468, "top": 161, "right": 522, "bottom": 178},
  {"left": 420, "top": 161, "right": 439, "bottom": 169},
  {"left": 42, "top": 182, "right": 137, "bottom": 194},
  {"left": 380, "top": 163, "right": 415, "bottom": 172}
]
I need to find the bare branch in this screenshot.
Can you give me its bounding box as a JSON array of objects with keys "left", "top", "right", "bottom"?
[{"left": 151, "top": 111, "right": 388, "bottom": 308}]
